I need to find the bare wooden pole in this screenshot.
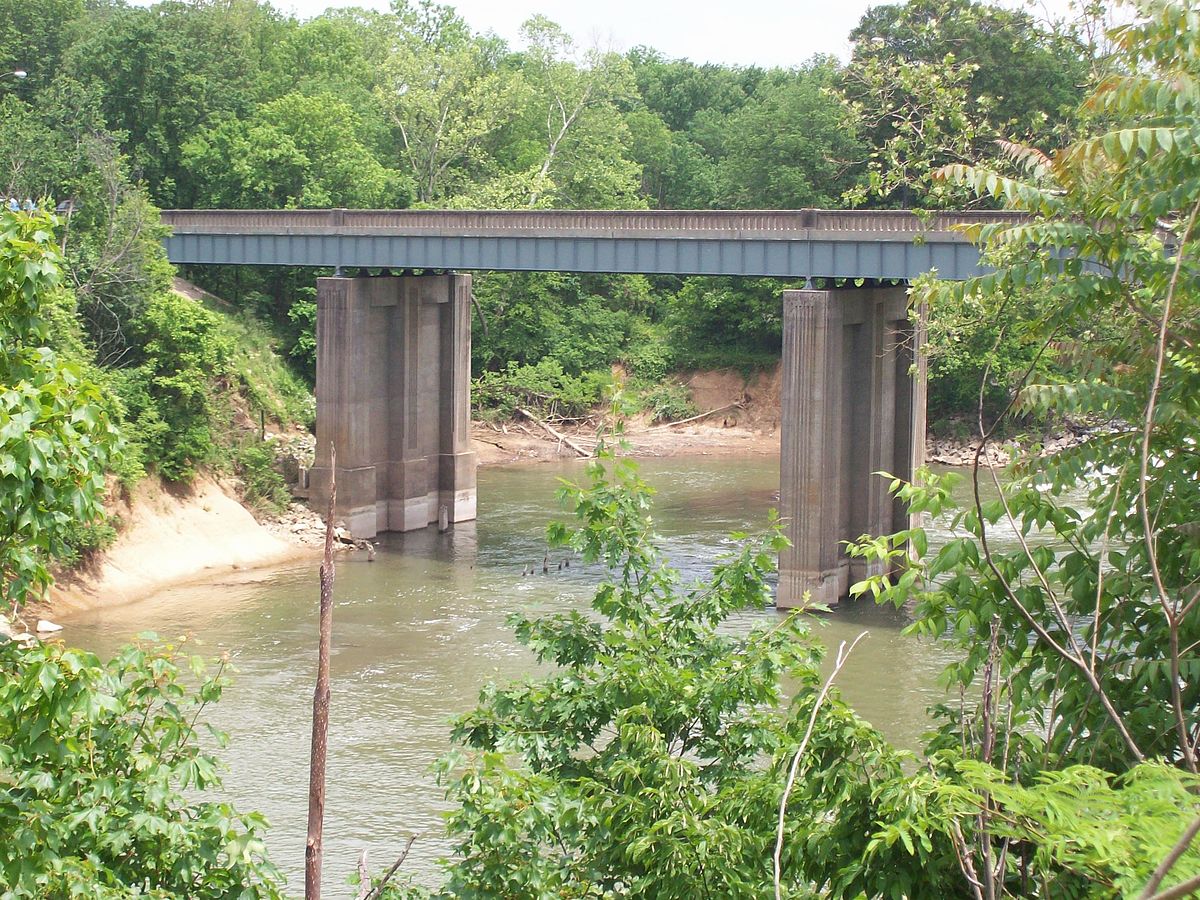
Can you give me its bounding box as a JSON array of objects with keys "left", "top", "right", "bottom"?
[{"left": 305, "top": 446, "right": 337, "bottom": 900}]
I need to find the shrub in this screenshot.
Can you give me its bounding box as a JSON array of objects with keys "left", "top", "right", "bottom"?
[
  {"left": 0, "top": 210, "right": 121, "bottom": 608},
  {"left": 232, "top": 440, "right": 291, "bottom": 515},
  {"left": 0, "top": 638, "right": 285, "bottom": 898},
  {"left": 398, "top": 443, "right": 941, "bottom": 898},
  {"left": 116, "top": 292, "right": 233, "bottom": 483},
  {"left": 472, "top": 359, "right": 611, "bottom": 420},
  {"left": 639, "top": 380, "right": 696, "bottom": 423},
  {"left": 55, "top": 515, "right": 120, "bottom": 568}
]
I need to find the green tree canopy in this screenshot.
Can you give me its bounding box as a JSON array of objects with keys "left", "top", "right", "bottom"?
[{"left": 182, "top": 91, "right": 413, "bottom": 209}]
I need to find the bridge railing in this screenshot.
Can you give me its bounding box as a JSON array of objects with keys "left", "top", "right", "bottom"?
[{"left": 160, "top": 208, "right": 1024, "bottom": 240}]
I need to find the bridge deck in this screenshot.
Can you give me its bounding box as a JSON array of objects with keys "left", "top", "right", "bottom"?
[{"left": 161, "top": 209, "right": 1016, "bottom": 280}]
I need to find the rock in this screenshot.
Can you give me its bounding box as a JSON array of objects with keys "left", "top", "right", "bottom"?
[{"left": 35, "top": 619, "right": 63, "bottom": 633}]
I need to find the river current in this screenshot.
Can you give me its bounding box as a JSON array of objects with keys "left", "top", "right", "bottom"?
[{"left": 63, "top": 456, "right": 995, "bottom": 894}]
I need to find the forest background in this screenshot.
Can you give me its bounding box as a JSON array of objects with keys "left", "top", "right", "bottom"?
[{"left": 0, "top": 0, "right": 1098, "bottom": 510}]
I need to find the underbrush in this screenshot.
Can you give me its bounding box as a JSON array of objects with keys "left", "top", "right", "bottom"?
[
  {"left": 231, "top": 441, "right": 292, "bottom": 515},
  {"left": 110, "top": 290, "right": 312, "bottom": 488},
  {"left": 473, "top": 359, "right": 613, "bottom": 420}
]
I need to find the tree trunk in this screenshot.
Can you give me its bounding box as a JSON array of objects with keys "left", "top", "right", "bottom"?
[{"left": 305, "top": 448, "right": 337, "bottom": 899}]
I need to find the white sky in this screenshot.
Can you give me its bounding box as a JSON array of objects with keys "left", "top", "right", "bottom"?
[{"left": 265, "top": 0, "right": 1085, "bottom": 67}]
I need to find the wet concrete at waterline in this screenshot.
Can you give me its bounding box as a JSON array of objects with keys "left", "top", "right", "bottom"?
[{"left": 61, "top": 457, "right": 1005, "bottom": 894}]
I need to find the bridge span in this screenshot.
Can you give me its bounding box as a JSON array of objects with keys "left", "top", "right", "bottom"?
[
  {"left": 161, "top": 209, "right": 1008, "bottom": 608},
  {"left": 160, "top": 208, "right": 1015, "bottom": 281}
]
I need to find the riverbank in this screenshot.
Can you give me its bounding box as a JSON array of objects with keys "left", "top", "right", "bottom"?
[
  {"left": 43, "top": 475, "right": 318, "bottom": 619},
  {"left": 41, "top": 391, "right": 1087, "bottom": 620}
]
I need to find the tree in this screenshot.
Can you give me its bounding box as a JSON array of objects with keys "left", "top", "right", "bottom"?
[
  {"left": 397, "top": 438, "right": 938, "bottom": 899},
  {"left": 376, "top": 2, "right": 525, "bottom": 204},
  {"left": 848, "top": 0, "right": 1087, "bottom": 141},
  {"left": 840, "top": 0, "right": 1090, "bottom": 208},
  {"left": 511, "top": 17, "right": 642, "bottom": 209},
  {"left": 848, "top": 0, "right": 1200, "bottom": 891},
  {"left": 0, "top": 0, "right": 85, "bottom": 94},
  {"left": 715, "top": 62, "right": 863, "bottom": 209},
  {"left": 0, "top": 210, "right": 118, "bottom": 610},
  {"left": 182, "top": 91, "right": 413, "bottom": 209},
  {"left": 0, "top": 637, "right": 286, "bottom": 897},
  {"left": 0, "top": 79, "right": 174, "bottom": 367},
  {"left": 62, "top": 0, "right": 288, "bottom": 206}
]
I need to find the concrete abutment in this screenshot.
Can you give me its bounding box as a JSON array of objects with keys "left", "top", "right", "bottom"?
[
  {"left": 309, "top": 273, "right": 477, "bottom": 539},
  {"left": 777, "top": 286, "right": 926, "bottom": 609}
]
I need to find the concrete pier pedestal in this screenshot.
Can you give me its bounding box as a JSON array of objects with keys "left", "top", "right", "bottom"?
[
  {"left": 777, "top": 286, "right": 925, "bottom": 609},
  {"left": 309, "top": 274, "right": 477, "bottom": 539}
]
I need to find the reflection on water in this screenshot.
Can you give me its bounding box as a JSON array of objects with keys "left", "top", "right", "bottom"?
[{"left": 62, "top": 457, "right": 1004, "bottom": 893}]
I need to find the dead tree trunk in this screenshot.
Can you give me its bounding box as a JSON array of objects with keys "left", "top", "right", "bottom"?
[{"left": 305, "top": 447, "right": 337, "bottom": 899}]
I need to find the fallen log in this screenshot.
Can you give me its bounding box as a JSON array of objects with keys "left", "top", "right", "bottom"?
[
  {"left": 517, "top": 407, "right": 592, "bottom": 458},
  {"left": 646, "top": 402, "right": 744, "bottom": 431}
]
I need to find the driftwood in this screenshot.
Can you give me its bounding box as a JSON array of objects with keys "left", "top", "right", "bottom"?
[
  {"left": 646, "top": 402, "right": 744, "bottom": 431},
  {"left": 305, "top": 447, "right": 337, "bottom": 900},
  {"left": 517, "top": 408, "right": 592, "bottom": 458}
]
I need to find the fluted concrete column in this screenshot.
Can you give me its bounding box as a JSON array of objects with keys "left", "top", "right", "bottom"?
[
  {"left": 778, "top": 290, "right": 845, "bottom": 609},
  {"left": 437, "top": 276, "right": 477, "bottom": 525},
  {"left": 778, "top": 284, "right": 922, "bottom": 609},
  {"left": 309, "top": 278, "right": 380, "bottom": 539},
  {"left": 310, "top": 273, "right": 477, "bottom": 539}
]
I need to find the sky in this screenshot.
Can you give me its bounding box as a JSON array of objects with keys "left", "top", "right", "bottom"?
[{"left": 266, "top": 0, "right": 1084, "bottom": 68}]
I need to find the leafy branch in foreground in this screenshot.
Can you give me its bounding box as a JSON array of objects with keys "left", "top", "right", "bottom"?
[
  {"left": 0, "top": 636, "right": 285, "bottom": 898},
  {"left": 393, "top": 438, "right": 947, "bottom": 899},
  {"left": 849, "top": 1, "right": 1200, "bottom": 894},
  {"left": 0, "top": 209, "right": 119, "bottom": 610}
]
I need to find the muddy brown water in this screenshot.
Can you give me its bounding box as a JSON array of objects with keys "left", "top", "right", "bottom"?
[{"left": 62, "top": 457, "right": 1047, "bottom": 895}]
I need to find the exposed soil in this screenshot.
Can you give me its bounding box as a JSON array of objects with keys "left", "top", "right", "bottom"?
[
  {"left": 44, "top": 475, "right": 315, "bottom": 618},
  {"left": 473, "top": 366, "right": 784, "bottom": 466}
]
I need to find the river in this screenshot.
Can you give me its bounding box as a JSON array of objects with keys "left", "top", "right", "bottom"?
[{"left": 63, "top": 456, "right": 988, "bottom": 895}]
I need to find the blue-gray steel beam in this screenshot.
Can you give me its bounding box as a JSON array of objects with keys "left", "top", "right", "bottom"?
[{"left": 160, "top": 209, "right": 1019, "bottom": 281}]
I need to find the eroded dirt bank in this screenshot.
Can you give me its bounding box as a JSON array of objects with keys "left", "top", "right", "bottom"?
[{"left": 45, "top": 476, "right": 316, "bottom": 617}]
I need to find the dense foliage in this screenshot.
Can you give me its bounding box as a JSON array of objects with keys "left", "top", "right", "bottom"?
[
  {"left": 0, "top": 210, "right": 118, "bottom": 608},
  {"left": 374, "top": 2, "right": 1200, "bottom": 896},
  {"left": 844, "top": 0, "right": 1200, "bottom": 893},
  {"left": 383, "top": 439, "right": 944, "bottom": 899},
  {"left": 0, "top": 637, "right": 285, "bottom": 897},
  {"left": 1, "top": 0, "right": 1098, "bottom": 424},
  {"left": 8, "top": 0, "right": 1200, "bottom": 897}
]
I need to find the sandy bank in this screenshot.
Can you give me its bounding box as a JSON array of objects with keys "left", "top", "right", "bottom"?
[
  {"left": 47, "top": 476, "right": 318, "bottom": 617},
  {"left": 473, "top": 366, "right": 784, "bottom": 466}
]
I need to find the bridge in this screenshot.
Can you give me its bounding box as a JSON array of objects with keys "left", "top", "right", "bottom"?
[
  {"left": 161, "top": 208, "right": 1008, "bottom": 608},
  {"left": 160, "top": 208, "right": 1014, "bottom": 280}
]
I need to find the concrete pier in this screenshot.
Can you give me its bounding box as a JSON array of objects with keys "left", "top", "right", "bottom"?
[
  {"left": 309, "top": 274, "right": 477, "bottom": 539},
  {"left": 777, "top": 285, "right": 925, "bottom": 608}
]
